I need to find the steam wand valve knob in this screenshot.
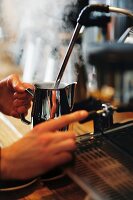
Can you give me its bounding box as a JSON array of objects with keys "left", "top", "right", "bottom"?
[
  {"left": 80, "top": 103, "right": 114, "bottom": 133},
  {"left": 77, "top": 4, "right": 133, "bottom": 27},
  {"left": 77, "top": 4, "right": 110, "bottom": 26}
]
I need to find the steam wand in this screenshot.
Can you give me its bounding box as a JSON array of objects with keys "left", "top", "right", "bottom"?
[
  {"left": 54, "top": 4, "right": 109, "bottom": 89},
  {"left": 54, "top": 4, "right": 133, "bottom": 89},
  {"left": 54, "top": 23, "right": 82, "bottom": 88}
]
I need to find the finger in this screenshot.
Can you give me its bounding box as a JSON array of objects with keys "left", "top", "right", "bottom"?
[
  {"left": 7, "top": 74, "right": 25, "bottom": 92},
  {"left": 8, "top": 74, "right": 34, "bottom": 93},
  {"left": 38, "top": 131, "right": 76, "bottom": 145},
  {"left": 47, "top": 139, "right": 76, "bottom": 154},
  {"left": 13, "top": 99, "right": 31, "bottom": 107},
  {"left": 36, "top": 110, "right": 88, "bottom": 132},
  {"left": 50, "top": 131, "right": 76, "bottom": 143},
  {"left": 13, "top": 92, "right": 33, "bottom": 100},
  {"left": 22, "top": 83, "right": 35, "bottom": 91},
  {"left": 11, "top": 111, "right": 20, "bottom": 118},
  {"left": 11, "top": 110, "right": 28, "bottom": 118},
  {"left": 15, "top": 106, "right": 30, "bottom": 114}
]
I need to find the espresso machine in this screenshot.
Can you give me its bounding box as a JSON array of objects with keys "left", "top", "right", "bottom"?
[{"left": 55, "top": 4, "right": 133, "bottom": 200}]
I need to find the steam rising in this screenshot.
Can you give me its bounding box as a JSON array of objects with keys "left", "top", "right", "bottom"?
[
  {"left": 1, "top": 0, "right": 75, "bottom": 42},
  {"left": 1, "top": 0, "right": 79, "bottom": 83}
]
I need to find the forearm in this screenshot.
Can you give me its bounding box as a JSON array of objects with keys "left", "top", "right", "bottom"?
[{"left": 0, "top": 147, "right": 10, "bottom": 180}]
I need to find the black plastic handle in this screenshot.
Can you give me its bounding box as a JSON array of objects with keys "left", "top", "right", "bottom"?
[{"left": 20, "top": 88, "right": 34, "bottom": 125}]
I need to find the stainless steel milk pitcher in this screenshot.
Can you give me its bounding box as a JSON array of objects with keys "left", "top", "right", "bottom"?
[{"left": 21, "top": 82, "right": 76, "bottom": 127}]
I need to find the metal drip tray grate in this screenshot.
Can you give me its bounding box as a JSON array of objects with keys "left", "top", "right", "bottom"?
[
  {"left": 129, "top": 27, "right": 133, "bottom": 35},
  {"left": 65, "top": 125, "right": 133, "bottom": 200}
]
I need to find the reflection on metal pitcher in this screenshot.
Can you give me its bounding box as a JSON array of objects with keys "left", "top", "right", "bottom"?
[{"left": 21, "top": 82, "right": 76, "bottom": 127}]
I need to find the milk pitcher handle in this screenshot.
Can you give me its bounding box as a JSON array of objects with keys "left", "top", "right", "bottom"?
[{"left": 20, "top": 88, "right": 34, "bottom": 125}]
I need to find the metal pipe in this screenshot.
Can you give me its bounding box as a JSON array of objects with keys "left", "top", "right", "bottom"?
[
  {"left": 109, "top": 7, "right": 133, "bottom": 18},
  {"left": 54, "top": 23, "right": 82, "bottom": 88}
]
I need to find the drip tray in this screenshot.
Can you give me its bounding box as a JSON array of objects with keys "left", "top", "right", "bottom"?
[{"left": 65, "top": 124, "right": 133, "bottom": 200}]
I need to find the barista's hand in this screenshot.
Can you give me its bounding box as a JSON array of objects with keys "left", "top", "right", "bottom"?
[
  {"left": 0, "top": 74, "right": 34, "bottom": 118},
  {"left": 1, "top": 110, "right": 88, "bottom": 180}
]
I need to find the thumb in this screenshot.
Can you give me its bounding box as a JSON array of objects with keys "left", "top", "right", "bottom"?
[{"left": 7, "top": 74, "right": 25, "bottom": 92}]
